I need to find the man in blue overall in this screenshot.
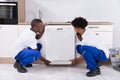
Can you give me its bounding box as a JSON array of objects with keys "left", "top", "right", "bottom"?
[
  {"left": 71, "top": 17, "right": 109, "bottom": 77},
  {"left": 13, "top": 19, "right": 51, "bottom": 73}
]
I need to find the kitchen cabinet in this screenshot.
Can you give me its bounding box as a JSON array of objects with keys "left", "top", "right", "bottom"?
[
  {"left": 0, "top": 25, "right": 18, "bottom": 57},
  {"left": 0, "top": 23, "right": 113, "bottom": 60},
  {"left": 87, "top": 24, "right": 113, "bottom": 49}
]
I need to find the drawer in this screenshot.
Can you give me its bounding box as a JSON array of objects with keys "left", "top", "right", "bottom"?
[
  {"left": 45, "top": 25, "right": 74, "bottom": 32},
  {"left": 95, "top": 32, "right": 113, "bottom": 45},
  {"left": 87, "top": 25, "right": 113, "bottom": 31}
]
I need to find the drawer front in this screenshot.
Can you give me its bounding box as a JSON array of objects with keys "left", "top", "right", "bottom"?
[
  {"left": 95, "top": 32, "right": 113, "bottom": 46},
  {"left": 87, "top": 25, "right": 113, "bottom": 31}
]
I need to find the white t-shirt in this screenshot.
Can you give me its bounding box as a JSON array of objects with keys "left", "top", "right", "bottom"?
[
  {"left": 76, "top": 28, "right": 110, "bottom": 58},
  {"left": 12, "top": 29, "right": 37, "bottom": 57}
]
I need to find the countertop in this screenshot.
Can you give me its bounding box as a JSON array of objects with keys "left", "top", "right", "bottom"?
[{"left": 18, "top": 22, "right": 113, "bottom": 25}]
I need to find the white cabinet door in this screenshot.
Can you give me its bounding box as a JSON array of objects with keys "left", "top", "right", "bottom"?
[
  {"left": 87, "top": 24, "right": 113, "bottom": 49},
  {"left": 0, "top": 25, "right": 18, "bottom": 57},
  {"left": 87, "top": 25, "right": 113, "bottom": 31},
  {"left": 94, "top": 32, "right": 113, "bottom": 48}
]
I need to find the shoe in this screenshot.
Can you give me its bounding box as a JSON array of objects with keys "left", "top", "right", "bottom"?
[
  {"left": 14, "top": 61, "right": 27, "bottom": 73},
  {"left": 86, "top": 68, "right": 101, "bottom": 77},
  {"left": 25, "top": 64, "right": 33, "bottom": 67}
]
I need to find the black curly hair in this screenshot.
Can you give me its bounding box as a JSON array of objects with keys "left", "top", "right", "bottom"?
[{"left": 71, "top": 17, "right": 88, "bottom": 29}]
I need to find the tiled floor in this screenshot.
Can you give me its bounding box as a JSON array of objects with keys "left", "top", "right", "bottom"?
[{"left": 0, "top": 63, "right": 120, "bottom": 80}]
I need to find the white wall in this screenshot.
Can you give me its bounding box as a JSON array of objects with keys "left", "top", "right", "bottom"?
[{"left": 25, "top": 0, "right": 120, "bottom": 48}]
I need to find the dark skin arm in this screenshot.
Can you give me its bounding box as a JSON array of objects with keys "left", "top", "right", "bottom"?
[
  {"left": 70, "top": 33, "right": 84, "bottom": 65},
  {"left": 33, "top": 49, "right": 51, "bottom": 65},
  {"left": 32, "top": 47, "right": 51, "bottom": 65},
  {"left": 32, "top": 48, "right": 51, "bottom": 65},
  {"left": 31, "top": 23, "right": 51, "bottom": 65},
  {"left": 35, "top": 29, "right": 51, "bottom": 65},
  {"left": 40, "top": 56, "right": 51, "bottom": 65},
  {"left": 71, "top": 56, "right": 84, "bottom": 65}
]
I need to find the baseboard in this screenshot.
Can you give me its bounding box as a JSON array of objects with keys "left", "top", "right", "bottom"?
[
  {"left": 0, "top": 57, "right": 14, "bottom": 64},
  {"left": 0, "top": 57, "right": 111, "bottom": 65},
  {"left": 0, "top": 57, "right": 43, "bottom": 64}
]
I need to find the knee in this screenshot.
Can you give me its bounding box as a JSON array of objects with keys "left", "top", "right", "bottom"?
[{"left": 35, "top": 51, "right": 41, "bottom": 58}]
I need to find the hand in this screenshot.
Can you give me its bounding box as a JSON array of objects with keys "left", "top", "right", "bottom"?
[
  {"left": 40, "top": 56, "right": 51, "bottom": 65},
  {"left": 43, "top": 59, "right": 51, "bottom": 65},
  {"left": 70, "top": 58, "right": 79, "bottom": 66},
  {"left": 70, "top": 56, "right": 84, "bottom": 66}
]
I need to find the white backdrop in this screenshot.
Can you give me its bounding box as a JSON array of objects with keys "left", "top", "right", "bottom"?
[{"left": 25, "top": 0, "right": 120, "bottom": 48}]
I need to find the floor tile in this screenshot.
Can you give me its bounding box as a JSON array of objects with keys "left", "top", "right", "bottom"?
[{"left": 0, "top": 64, "right": 120, "bottom": 80}]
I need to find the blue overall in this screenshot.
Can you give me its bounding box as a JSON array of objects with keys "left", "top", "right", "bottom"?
[
  {"left": 15, "top": 43, "right": 42, "bottom": 66},
  {"left": 76, "top": 45, "right": 108, "bottom": 70}
]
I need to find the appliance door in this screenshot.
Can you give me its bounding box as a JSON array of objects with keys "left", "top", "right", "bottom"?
[
  {"left": 0, "top": 2, "right": 16, "bottom": 19},
  {"left": 44, "top": 25, "right": 75, "bottom": 65},
  {"left": 0, "top": 2, "right": 18, "bottom": 24}
]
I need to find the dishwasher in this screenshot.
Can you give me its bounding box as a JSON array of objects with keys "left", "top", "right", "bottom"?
[{"left": 44, "top": 25, "right": 75, "bottom": 65}]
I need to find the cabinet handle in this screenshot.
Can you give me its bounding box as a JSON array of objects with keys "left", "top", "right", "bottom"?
[
  {"left": 88, "top": 27, "right": 99, "bottom": 28},
  {"left": 57, "top": 28, "right": 63, "bottom": 30},
  {"left": 96, "top": 33, "right": 99, "bottom": 35}
]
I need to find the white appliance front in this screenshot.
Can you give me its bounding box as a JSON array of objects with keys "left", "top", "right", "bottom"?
[{"left": 44, "top": 25, "right": 75, "bottom": 65}]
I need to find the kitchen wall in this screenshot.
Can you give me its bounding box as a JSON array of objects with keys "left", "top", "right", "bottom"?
[{"left": 25, "top": 0, "right": 120, "bottom": 48}]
